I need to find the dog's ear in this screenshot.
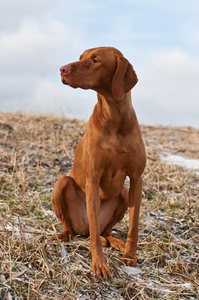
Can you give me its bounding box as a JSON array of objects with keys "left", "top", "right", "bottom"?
[{"left": 112, "top": 55, "right": 138, "bottom": 100}]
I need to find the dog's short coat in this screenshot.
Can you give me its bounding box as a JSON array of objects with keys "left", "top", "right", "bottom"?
[{"left": 51, "top": 47, "right": 146, "bottom": 280}]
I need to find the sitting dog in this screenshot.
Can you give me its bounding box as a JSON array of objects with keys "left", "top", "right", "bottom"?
[{"left": 51, "top": 47, "right": 146, "bottom": 280}]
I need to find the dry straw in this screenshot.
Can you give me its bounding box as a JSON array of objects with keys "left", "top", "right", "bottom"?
[{"left": 0, "top": 112, "right": 198, "bottom": 299}]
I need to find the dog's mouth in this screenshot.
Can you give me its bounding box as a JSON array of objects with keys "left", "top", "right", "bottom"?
[
  {"left": 61, "top": 76, "right": 90, "bottom": 90},
  {"left": 61, "top": 75, "right": 76, "bottom": 87},
  {"left": 62, "top": 78, "right": 78, "bottom": 89}
]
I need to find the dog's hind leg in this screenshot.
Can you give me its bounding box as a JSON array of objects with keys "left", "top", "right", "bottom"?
[{"left": 51, "top": 175, "right": 89, "bottom": 241}]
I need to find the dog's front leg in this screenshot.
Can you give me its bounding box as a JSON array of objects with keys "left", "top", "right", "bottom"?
[
  {"left": 122, "top": 176, "right": 142, "bottom": 266},
  {"left": 85, "top": 179, "right": 111, "bottom": 280}
]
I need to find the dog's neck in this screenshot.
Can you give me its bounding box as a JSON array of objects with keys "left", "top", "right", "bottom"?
[{"left": 92, "top": 92, "right": 137, "bottom": 134}]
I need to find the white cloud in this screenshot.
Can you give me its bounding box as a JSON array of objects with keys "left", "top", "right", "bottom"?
[
  {"left": 0, "top": 0, "right": 199, "bottom": 127},
  {"left": 0, "top": 21, "right": 71, "bottom": 77},
  {"left": 0, "top": 0, "right": 64, "bottom": 32},
  {"left": 0, "top": 19, "right": 76, "bottom": 112},
  {"left": 32, "top": 80, "right": 96, "bottom": 119},
  {"left": 134, "top": 49, "right": 199, "bottom": 126}
]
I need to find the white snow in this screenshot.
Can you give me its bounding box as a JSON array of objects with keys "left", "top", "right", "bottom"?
[
  {"left": 120, "top": 265, "right": 142, "bottom": 276},
  {"left": 4, "top": 223, "right": 33, "bottom": 240},
  {"left": 181, "top": 282, "right": 193, "bottom": 290},
  {"left": 60, "top": 243, "right": 69, "bottom": 264},
  {"left": 7, "top": 293, "right": 13, "bottom": 300},
  {"left": 160, "top": 154, "right": 199, "bottom": 176}
]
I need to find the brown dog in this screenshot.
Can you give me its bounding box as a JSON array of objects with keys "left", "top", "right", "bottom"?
[{"left": 51, "top": 47, "right": 146, "bottom": 280}]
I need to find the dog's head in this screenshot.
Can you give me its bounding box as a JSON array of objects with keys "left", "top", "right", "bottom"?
[{"left": 60, "top": 47, "right": 138, "bottom": 100}]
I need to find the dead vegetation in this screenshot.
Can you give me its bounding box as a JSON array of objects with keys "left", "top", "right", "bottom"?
[{"left": 0, "top": 111, "right": 198, "bottom": 299}]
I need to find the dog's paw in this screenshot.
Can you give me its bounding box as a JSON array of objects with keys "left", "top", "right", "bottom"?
[
  {"left": 108, "top": 236, "right": 125, "bottom": 252},
  {"left": 52, "top": 230, "right": 70, "bottom": 242},
  {"left": 121, "top": 253, "right": 137, "bottom": 267},
  {"left": 100, "top": 236, "right": 108, "bottom": 247},
  {"left": 92, "top": 258, "right": 111, "bottom": 280}
]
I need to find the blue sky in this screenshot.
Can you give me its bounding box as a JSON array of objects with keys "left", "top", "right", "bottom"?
[{"left": 0, "top": 0, "right": 199, "bottom": 127}]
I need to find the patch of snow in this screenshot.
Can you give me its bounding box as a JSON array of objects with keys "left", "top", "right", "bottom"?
[
  {"left": 125, "top": 176, "right": 130, "bottom": 183},
  {"left": 120, "top": 265, "right": 142, "bottom": 276},
  {"left": 5, "top": 224, "right": 14, "bottom": 231},
  {"left": 60, "top": 243, "right": 69, "bottom": 264},
  {"left": 46, "top": 209, "right": 56, "bottom": 218},
  {"left": 4, "top": 223, "right": 34, "bottom": 240},
  {"left": 181, "top": 282, "right": 193, "bottom": 290},
  {"left": 161, "top": 288, "right": 175, "bottom": 293},
  {"left": 41, "top": 207, "right": 56, "bottom": 218},
  {"left": 160, "top": 154, "right": 199, "bottom": 170},
  {"left": 160, "top": 154, "right": 199, "bottom": 180},
  {"left": 7, "top": 293, "right": 13, "bottom": 300}
]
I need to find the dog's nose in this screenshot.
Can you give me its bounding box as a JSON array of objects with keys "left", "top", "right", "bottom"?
[{"left": 60, "top": 65, "right": 71, "bottom": 74}]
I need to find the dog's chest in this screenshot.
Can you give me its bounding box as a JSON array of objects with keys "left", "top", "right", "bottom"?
[
  {"left": 99, "top": 134, "right": 135, "bottom": 154},
  {"left": 99, "top": 168, "right": 126, "bottom": 199}
]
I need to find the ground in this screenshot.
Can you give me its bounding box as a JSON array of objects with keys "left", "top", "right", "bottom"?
[{"left": 0, "top": 112, "right": 198, "bottom": 299}]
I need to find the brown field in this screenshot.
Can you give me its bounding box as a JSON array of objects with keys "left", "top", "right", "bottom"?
[{"left": 0, "top": 111, "right": 198, "bottom": 299}]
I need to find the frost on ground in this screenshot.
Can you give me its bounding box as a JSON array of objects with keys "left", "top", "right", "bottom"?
[
  {"left": 0, "top": 113, "right": 198, "bottom": 299},
  {"left": 161, "top": 154, "right": 199, "bottom": 176}
]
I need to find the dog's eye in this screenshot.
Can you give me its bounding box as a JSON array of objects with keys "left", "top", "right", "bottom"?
[{"left": 93, "top": 58, "right": 98, "bottom": 63}]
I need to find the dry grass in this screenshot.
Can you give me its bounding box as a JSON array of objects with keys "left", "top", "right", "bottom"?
[{"left": 0, "top": 111, "right": 198, "bottom": 299}]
